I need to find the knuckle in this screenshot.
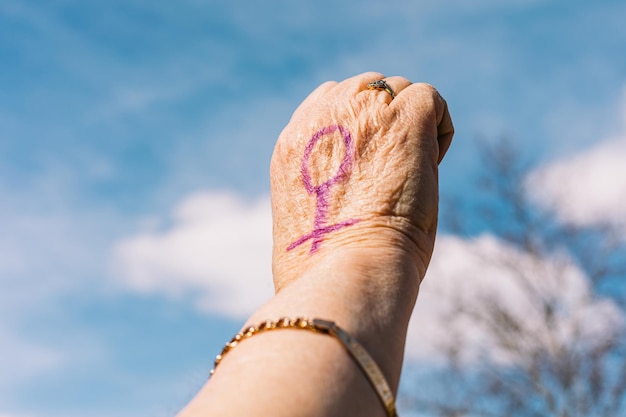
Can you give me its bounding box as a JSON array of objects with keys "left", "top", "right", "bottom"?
[
  {"left": 412, "top": 82, "right": 439, "bottom": 98},
  {"left": 361, "top": 71, "right": 385, "bottom": 79},
  {"left": 390, "top": 76, "right": 410, "bottom": 85}
]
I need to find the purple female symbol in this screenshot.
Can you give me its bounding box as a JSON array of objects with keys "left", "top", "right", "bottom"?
[{"left": 287, "top": 125, "right": 360, "bottom": 253}]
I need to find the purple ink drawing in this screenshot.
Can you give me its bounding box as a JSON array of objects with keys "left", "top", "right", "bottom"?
[{"left": 287, "top": 125, "right": 360, "bottom": 253}]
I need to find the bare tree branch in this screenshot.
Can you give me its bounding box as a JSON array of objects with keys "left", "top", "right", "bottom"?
[{"left": 406, "top": 138, "right": 626, "bottom": 417}]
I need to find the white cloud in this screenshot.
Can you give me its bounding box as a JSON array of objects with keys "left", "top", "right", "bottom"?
[
  {"left": 112, "top": 189, "right": 623, "bottom": 366},
  {"left": 406, "top": 234, "right": 624, "bottom": 365},
  {"left": 528, "top": 138, "right": 626, "bottom": 228},
  {"left": 528, "top": 89, "right": 626, "bottom": 230},
  {"left": 112, "top": 191, "right": 274, "bottom": 318}
]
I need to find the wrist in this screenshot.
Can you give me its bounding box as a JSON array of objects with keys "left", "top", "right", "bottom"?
[
  {"left": 262, "top": 227, "right": 427, "bottom": 389},
  {"left": 273, "top": 218, "right": 434, "bottom": 295}
]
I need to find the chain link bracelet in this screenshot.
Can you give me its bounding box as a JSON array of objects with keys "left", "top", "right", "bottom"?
[{"left": 211, "top": 317, "right": 398, "bottom": 417}]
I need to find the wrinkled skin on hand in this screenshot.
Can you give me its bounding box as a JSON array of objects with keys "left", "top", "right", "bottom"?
[{"left": 270, "top": 72, "right": 454, "bottom": 291}]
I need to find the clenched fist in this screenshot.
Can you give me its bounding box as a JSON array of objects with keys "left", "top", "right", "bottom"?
[{"left": 270, "top": 72, "right": 454, "bottom": 291}]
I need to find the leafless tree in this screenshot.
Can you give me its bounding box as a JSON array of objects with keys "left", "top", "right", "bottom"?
[{"left": 405, "top": 139, "right": 626, "bottom": 417}]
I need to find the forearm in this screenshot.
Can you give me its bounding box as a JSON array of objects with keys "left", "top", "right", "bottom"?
[
  {"left": 177, "top": 72, "right": 453, "bottom": 417},
  {"left": 178, "top": 231, "right": 423, "bottom": 417}
]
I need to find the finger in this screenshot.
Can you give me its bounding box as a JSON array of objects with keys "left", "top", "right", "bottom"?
[
  {"left": 358, "top": 76, "right": 413, "bottom": 104},
  {"left": 381, "top": 76, "right": 413, "bottom": 97},
  {"left": 300, "top": 80, "right": 337, "bottom": 108},
  {"left": 436, "top": 97, "right": 454, "bottom": 164},
  {"left": 332, "top": 71, "right": 386, "bottom": 98},
  {"left": 390, "top": 82, "right": 454, "bottom": 164},
  {"left": 291, "top": 80, "right": 338, "bottom": 120}
]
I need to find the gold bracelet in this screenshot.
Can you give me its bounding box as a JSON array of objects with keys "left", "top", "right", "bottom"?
[{"left": 211, "top": 317, "right": 398, "bottom": 417}]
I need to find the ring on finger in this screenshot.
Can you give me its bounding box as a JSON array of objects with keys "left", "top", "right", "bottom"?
[{"left": 367, "top": 79, "right": 395, "bottom": 100}]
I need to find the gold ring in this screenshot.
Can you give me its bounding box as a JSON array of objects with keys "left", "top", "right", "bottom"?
[{"left": 367, "top": 79, "right": 395, "bottom": 100}]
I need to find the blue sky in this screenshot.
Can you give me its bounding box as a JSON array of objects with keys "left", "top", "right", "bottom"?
[{"left": 1, "top": 1, "right": 626, "bottom": 416}]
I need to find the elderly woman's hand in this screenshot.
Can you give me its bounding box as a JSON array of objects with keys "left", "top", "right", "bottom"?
[
  {"left": 180, "top": 73, "right": 454, "bottom": 417},
  {"left": 270, "top": 72, "right": 454, "bottom": 292}
]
